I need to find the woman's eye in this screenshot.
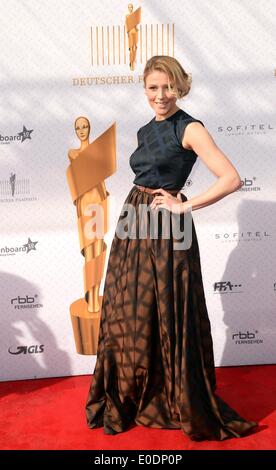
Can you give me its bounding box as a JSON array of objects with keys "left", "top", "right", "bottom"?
[{"left": 149, "top": 86, "right": 170, "bottom": 90}]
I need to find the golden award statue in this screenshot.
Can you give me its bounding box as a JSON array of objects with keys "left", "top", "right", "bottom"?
[
  {"left": 125, "top": 3, "right": 141, "bottom": 71},
  {"left": 67, "top": 116, "right": 116, "bottom": 355}
]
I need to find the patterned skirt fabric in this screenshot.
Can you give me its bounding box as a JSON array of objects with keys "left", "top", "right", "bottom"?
[{"left": 85, "top": 185, "right": 258, "bottom": 441}]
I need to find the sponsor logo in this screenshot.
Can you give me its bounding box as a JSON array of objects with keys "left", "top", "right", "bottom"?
[
  {"left": 237, "top": 177, "right": 261, "bottom": 192},
  {"left": 11, "top": 295, "right": 43, "bottom": 310},
  {"left": 214, "top": 231, "right": 270, "bottom": 242},
  {"left": 232, "top": 330, "right": 264, "bottom": 345},
  {"left": 217, "top": 123, "right": 274, "bottom": 136},
  {"left": 0, "top": 237, "right": 38, "bottom": 257},
  {"left": 0, "top": 125, "right": 33, "bottom": 145},
  {"left": 213, "top": 281, "right": 243, "bottom": 293},
  {"left": 8, "top": 345, "right": 45, "bottom": 355},
  {"left": 0, "top": 172, "right": 37, "bottom": 203}
]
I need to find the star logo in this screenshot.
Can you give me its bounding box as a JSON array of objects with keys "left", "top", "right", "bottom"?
[
  {"left": 18, "top": 125, "right": 33, "bottom": 143},
  {"left": 23, "top": 237, "right": 38, "bottom": 253}
]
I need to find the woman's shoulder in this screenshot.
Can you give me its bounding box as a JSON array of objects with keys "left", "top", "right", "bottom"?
[
  {"left": 174, "top": 109, "right": 205, "bottom": 147},
  {"left": 177, "top": 108, "right": 204, "bottom": 127}
]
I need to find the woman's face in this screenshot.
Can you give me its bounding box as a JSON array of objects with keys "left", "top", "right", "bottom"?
[
  {"left": 144, "top": 70, "right": 178, "bottom": 118},
  {"left": 75, "top": 118, "right": 90, "bottom": 141}
]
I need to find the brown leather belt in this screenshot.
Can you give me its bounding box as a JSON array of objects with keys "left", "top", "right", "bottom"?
[{"left": 134, "top": 184, "right": 179, "bottom": 196}]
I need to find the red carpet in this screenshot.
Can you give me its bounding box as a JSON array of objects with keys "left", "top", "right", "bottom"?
[{"left": 0, "top": 364, "right": 275, "bottom": 450}]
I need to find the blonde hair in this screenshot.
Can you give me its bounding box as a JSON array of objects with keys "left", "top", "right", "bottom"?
[{"left": 143, "top": 55, "right": 192, "bottom": 99}]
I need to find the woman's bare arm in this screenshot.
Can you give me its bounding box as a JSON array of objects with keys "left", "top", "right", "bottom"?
[{"left": 181, "top": 122, "right": 242, "bottom": 211}]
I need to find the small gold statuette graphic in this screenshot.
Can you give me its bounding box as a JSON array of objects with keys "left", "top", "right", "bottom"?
[
  {"left": 67, "top": 117, "right": 116, "bottom": 354},
  {"left": 125, "top": 3, "right": 141, "bottom": 71}
]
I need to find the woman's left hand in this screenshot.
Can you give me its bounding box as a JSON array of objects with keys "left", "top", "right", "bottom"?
[{"left": 150, "top": 188, "right": 184, "bottom": 214}]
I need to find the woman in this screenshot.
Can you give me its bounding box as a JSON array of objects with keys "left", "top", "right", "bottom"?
[{"left": 85, "top": 55, "right": 258, "bottom": 441}]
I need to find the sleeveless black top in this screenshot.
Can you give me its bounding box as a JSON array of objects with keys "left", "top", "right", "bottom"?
[{"left": 129, "top": 108, "right": 204, "bottom": 191}]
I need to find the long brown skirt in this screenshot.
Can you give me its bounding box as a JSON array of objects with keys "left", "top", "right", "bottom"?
[{"left": 85, "top": 185, "right": 258, "bottom": 441}]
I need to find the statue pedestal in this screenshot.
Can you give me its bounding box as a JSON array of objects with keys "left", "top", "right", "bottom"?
[{"left": 70, "top": 297, "right": 103, "bottom": 355}]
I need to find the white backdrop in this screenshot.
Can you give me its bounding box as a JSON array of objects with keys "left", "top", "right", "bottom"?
[{"left": 0, "top": 0, "right": 275, "bottom": 381}]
